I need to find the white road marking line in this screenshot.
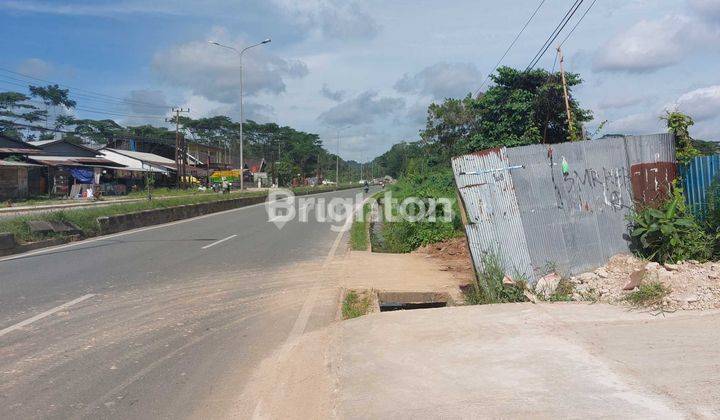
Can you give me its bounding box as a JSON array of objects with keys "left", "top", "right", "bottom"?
[
  {"left": 201, "top": 234, "right": 237, "bottom": 250},
  {"left": 252, "top": 195, "right": 370, "bottom": 420},
  {"left": 0, "top": 189, "right": 357, "bottom": 263},
  {"left": 0, "top": 294, "right": 95, "bottom": 338}
]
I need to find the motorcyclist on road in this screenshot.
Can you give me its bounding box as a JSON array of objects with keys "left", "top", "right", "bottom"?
[{"left": 363, "top": 180, "right": 369, "bottom": 194}]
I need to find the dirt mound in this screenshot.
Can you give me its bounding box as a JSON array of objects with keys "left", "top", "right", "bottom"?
[
  {"left": 414, "top": 237, "right": 475, "bottom": 285},
  {"left": 572, "top": 254, "right": 720, "bottom": 311}
]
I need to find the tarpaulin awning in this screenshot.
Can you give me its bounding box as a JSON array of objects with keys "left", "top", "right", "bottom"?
[{"left": 69, "top": 167, "right": 94, "bottom": 183}]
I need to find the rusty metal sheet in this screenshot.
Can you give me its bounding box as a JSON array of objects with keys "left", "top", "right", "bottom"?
[
  {"left": 630, "top": 162, "right": 676, "bottom": 204},
  {"left": 452, "top": 148, "right": 535, "bottom": 281}
]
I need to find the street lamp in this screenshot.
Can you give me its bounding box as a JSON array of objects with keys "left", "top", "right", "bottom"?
[{"left": 209, "top": 38, "right": 271, "bottom": 190}]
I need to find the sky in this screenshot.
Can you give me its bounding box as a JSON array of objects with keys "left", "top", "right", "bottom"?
[{"left": 2, "top": 0, "right": 720, "bottom": 161}]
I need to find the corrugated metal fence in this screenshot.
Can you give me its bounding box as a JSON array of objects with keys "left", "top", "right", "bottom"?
[
  {"left": 680, "top": 154, "right": 720, "bottom": 216},
  {"left": 452, "top": 134, "right": 676, "bottom": 281}
]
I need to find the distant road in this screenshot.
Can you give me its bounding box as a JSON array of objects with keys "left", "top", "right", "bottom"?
[{"left": 0, "top": 187, "right": 367, "bottom": 419}]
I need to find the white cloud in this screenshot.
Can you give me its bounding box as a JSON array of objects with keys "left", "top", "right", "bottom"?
[
  {"left": 593, "top": 13, "right": 720, "bottom": 73},
  {"left": 152, "top": 29, "right": 308, "bottom": 104},
  {"left": 394, "top": 62, "right": 481, "bottom": 100},
  {"left": 271, "top": 0, "right": 379, "bottom": 40},
  {"left": 604, "top": 112, "right": 664, "bottom": 135},
  {"left": 319, "top": 83, "right": 345, "bottom": 102},
  {"left": 688, "top": 0, "right": 720, "bottom": 21},
  {"left": 16, "top": 58, "right": 53, "bottom": 78},
  {"left": 593, "top": 16, "right": 687, "bottom": 73},
  {"left": 597, "top": 95, "right": 650, "bottom": 110},
  {"left": 673, "top": 85, "right": 720, "bottom": 121},
  {"left": 318, "top": 91, "right": 404, "bottom": 127}
]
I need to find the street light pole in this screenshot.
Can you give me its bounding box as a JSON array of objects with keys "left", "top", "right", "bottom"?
[{"left": 209, "top": 38, "right": 271, "bottom": 190}]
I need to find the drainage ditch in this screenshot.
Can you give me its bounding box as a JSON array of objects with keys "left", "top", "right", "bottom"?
[{"left": 377, "top": 291, "right": 450, "bottom": 312}]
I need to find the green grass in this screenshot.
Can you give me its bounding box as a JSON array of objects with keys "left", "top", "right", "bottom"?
[
  {"left": 464, "top": 251, "right": 528, "bottom": 305},
  {"left": 545, "top": 278, "right": 575, "bottom": 302},
  {"left": 341, "top": 290, "right": 372, "bottom": 319},
  {"left": 349, "top": 202, "right": 372, "bottom": 251},
  {"left": 624, "top": 282, "right": 671, "bottom": 307},
  {"left": 0, "top": 184, "right": 358, "bottom": 243}
]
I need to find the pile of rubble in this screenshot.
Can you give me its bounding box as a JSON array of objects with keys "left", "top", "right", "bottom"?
[{"left": 570, "top": 254, "right": 720, "bottom": 310}]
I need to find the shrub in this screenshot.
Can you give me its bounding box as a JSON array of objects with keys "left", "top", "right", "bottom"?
[
  {"left": 465, "top": 251, "right": 528, "bottom": 305},
  {"left": 380, "top": 169, "right": 464, "bottom": 253},
  {"left": 629, "top": 187, "right": 711, "bottom": 264}
]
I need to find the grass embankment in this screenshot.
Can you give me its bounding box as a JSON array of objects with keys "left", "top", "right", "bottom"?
[
  {"left": 0, "top": 184, "right": 355, "bottom": 243},
  {"left": 349, "top": 201, "right": 372, "bottom": 251},
  {"left": 379, "top": 170, "right": 464, "bottom": 253}
]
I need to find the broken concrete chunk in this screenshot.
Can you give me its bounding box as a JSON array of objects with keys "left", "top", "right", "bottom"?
[
  {"left": 502, "top": 275, "right": 515, "bottom": 286},
  {"left": 624, "top": 269, "right": 645, "bottom": 291},
  {"left": 27, "top": 220, "right": 54, "bottom": 234},
  {"left": 595, "top": 267, "right": 609, "bottom": 278},
  {"left": 664, "top": 263, "right": 679, "bottom": 271},
  {"left": 578, "top": 272, "right": 597, "bottom": 283},
  {"left": 26, "top": 220, "right": 81, "bottom": 235},
  {"left": 644, "top": 262, "right": 661, "bottom": 272},
  {"left": 536, "top": 273, "right": 561, "bottom": 298}
]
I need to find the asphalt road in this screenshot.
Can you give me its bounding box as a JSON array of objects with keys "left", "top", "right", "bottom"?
[{"left": 0, "top": 187, "right": 368, "bottom": 419}]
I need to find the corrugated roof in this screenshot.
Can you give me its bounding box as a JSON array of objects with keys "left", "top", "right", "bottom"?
[
  {"left": 0, "top": 159, "right": 41, "bottom": 167},
  {"left": 102, "top": 148, "right": 175, "bottom": 169},
  {"left": 27, "top": 155, "right": 124, "bottom": 168},
  {"left": 99, "top": 149, "right": 169, "bottom": 174}
]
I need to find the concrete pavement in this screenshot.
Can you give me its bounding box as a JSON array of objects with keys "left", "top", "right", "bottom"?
[
  {"left": 335, "top": 303, "right": 720, "bottom": 419},
  {"left": 0, "top": 187, "right": 367, "bottom": 419}
]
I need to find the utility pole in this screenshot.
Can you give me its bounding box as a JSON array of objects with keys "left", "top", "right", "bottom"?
[
  {"left": 556, "top": 46, "right": 575, "bottom": 141},
  {"left": 167, "top": 108, "right": 189, "bottom": 189},
  {"left": 336, "top": 131, "right": 340, "bottom": 189}
]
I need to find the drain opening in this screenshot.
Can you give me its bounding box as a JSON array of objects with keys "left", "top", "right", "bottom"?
[
  {"left": 380, "top": 301, "right": 447, "bottom": 312},
  {"left": 377, "top": 291, "right": 449, "bottom": 312}
]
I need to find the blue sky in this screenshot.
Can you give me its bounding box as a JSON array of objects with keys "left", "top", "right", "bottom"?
[{"left": 2, "top": 0, "right": 720, "bottom": 161}]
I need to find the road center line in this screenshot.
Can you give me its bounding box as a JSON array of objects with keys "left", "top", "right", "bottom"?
[
  {"left": 201, "top": 234, "right": 237, "bottom": 250},
  {"left": 0, "top": 294, "right": 95, "bottom": 338}
]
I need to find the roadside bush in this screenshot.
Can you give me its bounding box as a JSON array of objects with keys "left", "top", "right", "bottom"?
[
  {"left": 629, "top": 187, "right": 711, "bottom": 264},
  {"left": 465, "top": 251, "right": 528, "bottom": 305},
  {"left": 380, "top": 169, "right": 464, "bottom": 253}
]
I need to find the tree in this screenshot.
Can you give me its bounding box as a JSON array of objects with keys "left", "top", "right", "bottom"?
[
  {"left": 0, "top": 91, "right": 47, "bottom": 138},
  {"left": 421, "top": 66, "right": 592, "bottom": 155},
  {"left": 29, "top": 84, "right": 76, "bottom": 128}
]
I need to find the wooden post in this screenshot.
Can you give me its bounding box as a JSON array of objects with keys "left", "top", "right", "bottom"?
[{"left": 557, "top": 46, "right": 575, "bottom": 141}]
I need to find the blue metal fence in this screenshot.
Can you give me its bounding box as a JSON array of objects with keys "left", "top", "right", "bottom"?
[{"left": 680, "top": 154, "right": 720, "bottom": 216}]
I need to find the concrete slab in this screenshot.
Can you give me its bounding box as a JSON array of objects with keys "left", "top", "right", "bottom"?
[{"left": 335, "top": 303, "right": 720, "bottom": 419}]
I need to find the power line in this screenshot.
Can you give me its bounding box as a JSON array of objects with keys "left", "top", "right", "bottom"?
[
  {"left": 525, "top": 0, "right": 585, "bottom": 72},
  {"left": 558, "top": 0, "right": 598, "bottom": 48},
  {"left": 475, "top": 0, "right": 548, "bottom": 96},
  {"left": 0, "top": 81, "right": 169, "bottom": 120},
  {"left": 0, "top": 67, "right": 171, "bottom": 110},
  {"left": 0, "top": 73, "right": 169, "bottom": 110}
]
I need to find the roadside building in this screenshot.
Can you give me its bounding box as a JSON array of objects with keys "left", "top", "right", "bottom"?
[
  {"left": 107, "top": 136, "right": 230, "bottom": 184},
  {"left": 26, "top": 139, "right": 126, "bottom": 197},
  {"left": 244, "top": 158, "right": 269, "bottom": 187},
  {"left": 0, "top": 135, "right": 45, "bottom": 200},
  {"left": 99, "top": 148, "right": 173, "bottom": 191}
]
